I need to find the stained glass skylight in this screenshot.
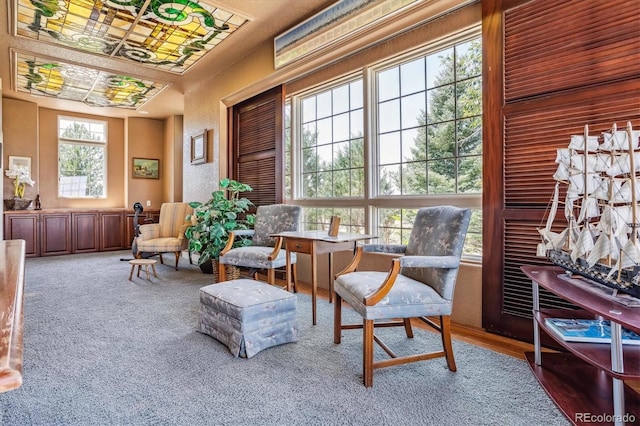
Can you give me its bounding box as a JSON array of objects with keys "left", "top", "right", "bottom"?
[
  {"left": 15, "top": 0, "right": 249, "bottom": 74},
  {"left": 15, "top": 52, "right": 168, "bottom": 109}
]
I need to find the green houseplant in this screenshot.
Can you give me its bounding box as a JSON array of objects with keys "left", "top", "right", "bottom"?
[{"left": 185, "top": 178, "right": 256, "bottom": 274}]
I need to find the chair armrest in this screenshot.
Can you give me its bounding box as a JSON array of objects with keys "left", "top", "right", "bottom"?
[
  {"left": 364, "top": 258, "right": 402, "bottom": 306},
  {"left": 398, "top": 255, "right": 460, "bottom": 269},
  {"left": 138, "top": 223, "right": 161, "bottom": 240},
  {"left": 177, "top": 223, "right": 189, "bottom": 241},
  {"left": 220, "top": 230, "right": 256, "bottom": 256},
  {"left": 362, "top": 244, "right": 407, "bottom": 255},
  {"left": 335, "top": 246, "right": 365, "bottom": 277},
  {"left": 267, "top": 236, "right": 284, "bottom": 261}
]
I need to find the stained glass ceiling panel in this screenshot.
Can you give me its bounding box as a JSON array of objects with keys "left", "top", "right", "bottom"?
[
  {"left": 15, "top": 52, "right": 168, "bottom": 109},
  {"left": 15, "top": 0, "right": 249, "bottom": 74}
]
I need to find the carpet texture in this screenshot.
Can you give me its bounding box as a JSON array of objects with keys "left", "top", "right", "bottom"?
[{"left": 1, "top": 251, "right": 568, "bottom": 425}]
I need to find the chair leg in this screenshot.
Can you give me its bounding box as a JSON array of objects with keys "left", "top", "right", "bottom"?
[
  {"left": 291, "top": 262, "right": 298, "bottom": 293},
  {"left": 403, "top": 318, "right": 414, "bottom": 338},
  {"left": 333, "top": 293, "right": 342, "bottom": 344},
  {"left": 267, "top": 268, "right": 276, "bottom": 285},
  {"left": 173, "top": 252, "right": 181, "bottom": 270},
  {"left": 440, "top": 316, "right": 457, "bottom": 372},
  {"left": 363, "top": 319, "right": 374, "bottom": 388},
  {"left": 158, "top": 253, "right": 164, "bottom": 265}
]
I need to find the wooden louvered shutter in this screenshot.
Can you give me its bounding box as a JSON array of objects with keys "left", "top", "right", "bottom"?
[
  {"left": 230, "top": 86, "right": 284, "bottom": 209},
  {"left": 483, "top": 0, "right": 640, "bottom": 341}
]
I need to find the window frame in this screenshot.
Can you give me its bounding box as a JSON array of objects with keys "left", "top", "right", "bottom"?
[
  {"left": 286, "top": 30, "right": 482, "bottom": 259},
  {"left": 57, "top": 115, "right": 108, "bottom": 199}
]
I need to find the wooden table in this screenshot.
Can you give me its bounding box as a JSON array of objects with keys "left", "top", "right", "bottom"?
[
  {"left": 128, "top": 259, "right": 158, "bottom": 281},
  {"left": 521, "top": 265, "right": 640, "bottom": 425},
  {"left": 274, "top": 231, "right": 375, "bottom": 325}
]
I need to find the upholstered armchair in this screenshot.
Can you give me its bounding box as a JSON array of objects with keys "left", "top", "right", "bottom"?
[
  {"left": 218, "top": 204, "right": 302, "bottom": 286},
  {"left": 333, "top": 205, "right": 471, "bottom": 387},
  {"left": 134, "top": 202, "right": 193, "bottom": 270}
]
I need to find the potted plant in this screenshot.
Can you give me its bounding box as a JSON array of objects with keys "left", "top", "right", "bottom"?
[
  {"left": 4, "top": 166, "right": 36, "bottom": 210},
  {"left": 185, "top": 178, "right": 256, "bottom": 275}
]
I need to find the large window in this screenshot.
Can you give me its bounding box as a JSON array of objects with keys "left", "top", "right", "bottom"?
[
  {"left": 288, "top": 34, "right": 482, "bottom": 257},
  {"left": 58, "top": 117, "right": 107, "bottom": 198}
]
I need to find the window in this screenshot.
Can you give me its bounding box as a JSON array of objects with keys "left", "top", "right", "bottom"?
[
  {"left": 300, "top": 79, "right": 364, "bottom": 198},
  {"left": 287, "top": 34, "right": 482, "bottom": 257},
  {"left": 58, "top": 117, "right": 107, "bottom": 198}
]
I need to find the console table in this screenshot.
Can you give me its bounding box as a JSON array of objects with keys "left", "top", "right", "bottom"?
[{"left": 521, "top": 265, "right": 640, "bottom": 425}]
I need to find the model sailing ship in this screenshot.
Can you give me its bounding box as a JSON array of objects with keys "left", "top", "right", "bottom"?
[{"left": 538, "top": 121, "right": 640, "bottom": 299}]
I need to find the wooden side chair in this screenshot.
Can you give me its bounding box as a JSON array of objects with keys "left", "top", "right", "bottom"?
[{"left": 333, "top": 205, "right": 471, "bottom": 387}]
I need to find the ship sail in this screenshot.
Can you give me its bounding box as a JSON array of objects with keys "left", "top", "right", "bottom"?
[{"left": 538, "top": 122, "right": 640, "bottom": 299}]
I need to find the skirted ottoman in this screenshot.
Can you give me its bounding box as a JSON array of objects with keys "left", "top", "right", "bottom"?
[{"left": 198, "top": 279, "right": 298, "bottom": 358}]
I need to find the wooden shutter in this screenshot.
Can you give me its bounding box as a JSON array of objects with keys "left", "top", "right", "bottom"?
[
  {"left": 483, "top": 0, "right": 640, "bottom": 341},
  {"left": 229, "top": 86, "right": 284, "bottom": 208}
]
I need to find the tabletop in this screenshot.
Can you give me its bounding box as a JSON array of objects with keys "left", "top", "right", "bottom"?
[{"left": 273, "top": 230, "right": 376, "bottom": 243}]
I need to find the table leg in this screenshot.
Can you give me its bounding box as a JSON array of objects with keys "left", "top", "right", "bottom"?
[
  {"left": 144, "top": 265, "right": 151, "bottom": 281},
  {"left": 285, "top": 249, "right": 292, "bottom": 292},
  {"left": 152, "top": 264, "right": 158, "bottom": 278},
  {"left": 129, "top": 264, "right": 135, "bottom": 280},
  {"left": 137, "top": 265, "right": 142, "bottom": 278},
  {"left": 311, "top": 242, "right": 317, "bottom": 326},
  {"left": 328, "top": 252, "right": 334, "bottom": 304}
]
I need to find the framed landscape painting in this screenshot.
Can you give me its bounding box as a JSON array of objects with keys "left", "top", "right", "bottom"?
[{"left": 132, "top": 158, "right": 159, "bottom": 179}]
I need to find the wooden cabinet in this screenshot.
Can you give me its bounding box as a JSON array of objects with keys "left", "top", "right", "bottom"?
[
  {"left": 3, "top": 208, "right": 157, "bottom": 257},
  {"left": 41, "top": 213, "right": 71, "bottom": 256},
  {"left": 3, "top": 213, "right": 39, "bottom": 257},
  {"left": 72, "top": 212, "right": 99, "bottom": 253},
  {"left": 100, "top": 212, "right": 125, "bottom": 251}
]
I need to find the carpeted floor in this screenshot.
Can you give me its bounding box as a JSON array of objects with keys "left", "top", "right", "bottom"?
[{"left": 1, "top": 250, "right": 568, "bottom": 425}]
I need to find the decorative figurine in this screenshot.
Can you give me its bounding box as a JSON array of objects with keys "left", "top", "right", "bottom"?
[{"left": 35, "top": 194, "right": 42, "bottom": 210}]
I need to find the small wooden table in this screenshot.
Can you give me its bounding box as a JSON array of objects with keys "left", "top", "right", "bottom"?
[
  {"left": 128, "top": 259, "right": 158, "bottom": 281},
  {"left": 273, "top": 231, "right": 376, "bottom": 325}
]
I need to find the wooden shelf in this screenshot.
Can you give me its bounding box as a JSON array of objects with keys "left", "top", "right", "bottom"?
[
  {"left": 535, "top": 309, "right": 640, "bottom": 379},
  {"left": 525, "top": 352, "right": 640, "bottom": 425},
  {"left": 522, "top": 265, "right": 640, "bottom": 425}
]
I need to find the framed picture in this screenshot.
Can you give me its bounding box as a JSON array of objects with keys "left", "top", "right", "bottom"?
[
  {"left": 190, "top": 130, "right": 207, "bottom": 165},
  {"left": 8, "top": 156, "right": 31, "bottom": 176},
  {"left": 132, "top": 158, "right": 160, "bottom": 179}
]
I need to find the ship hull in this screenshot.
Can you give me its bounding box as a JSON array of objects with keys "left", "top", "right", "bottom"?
[{"left": 548, "top": 249, "right": 640, "bottom": 299}]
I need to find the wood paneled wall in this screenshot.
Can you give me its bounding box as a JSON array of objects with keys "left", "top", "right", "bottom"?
[{"left": 482, "top": 0, "right": 640, "bottom": 341}]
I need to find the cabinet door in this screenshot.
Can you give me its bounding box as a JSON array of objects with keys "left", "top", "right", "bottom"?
[
  {"left": 4, "top": 214, "right": 39, "bottom": 257},
  {"left": 41, "top": 213, "right": 72, "bottom": 256},
  {"left": 100, "top": 212, "right": 125, "bottom": 251},
  {"left": 72, "top": 212, "right": 99, "bottom": 253}
]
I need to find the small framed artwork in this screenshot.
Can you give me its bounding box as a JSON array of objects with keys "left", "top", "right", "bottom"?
[
  {"left": 132, "top": 158, "right": 160, "bottom": 179},
  {"left": 190, "top": 130, "right": 207, "bottom": 165},
  {"left": 8, "top": 156, "right": 31, "bottom": 176}
]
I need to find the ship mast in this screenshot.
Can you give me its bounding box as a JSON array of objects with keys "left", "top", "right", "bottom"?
[{"left": 627, "top": 121, "right": 638, "bottom": 244}]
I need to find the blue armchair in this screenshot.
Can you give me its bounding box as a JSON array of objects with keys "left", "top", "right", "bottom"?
[
  {"left": 218, "top": 204, "right": 302, "bottom": 286},
  {"left": 333, "top": 205, "right": 471, "bottom": 387}
]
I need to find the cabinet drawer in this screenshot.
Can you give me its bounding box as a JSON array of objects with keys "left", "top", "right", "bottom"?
[{"left": 285, "top": 238, "right": 312, "bottom": 254}]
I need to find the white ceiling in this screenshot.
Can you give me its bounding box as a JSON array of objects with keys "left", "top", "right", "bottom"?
[{"left": 0, "top": 0, "right": 335, "bottom": 119}]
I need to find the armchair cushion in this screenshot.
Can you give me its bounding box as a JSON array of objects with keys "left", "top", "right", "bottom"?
[
  {"left": 219, "top": 247, "right": 297, "bottom": 270},
  {"left": 334, "top": 271, "right": 452, "bottom": 320}
]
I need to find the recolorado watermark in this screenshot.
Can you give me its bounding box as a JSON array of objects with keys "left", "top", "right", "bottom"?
[{"left": 575, "top": 412, "right": 636, "bottom": 423}]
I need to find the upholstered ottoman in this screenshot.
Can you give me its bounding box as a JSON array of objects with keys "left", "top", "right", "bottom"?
[{"left": 198, "top": 279, "right": 298, "bottom": 358}]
